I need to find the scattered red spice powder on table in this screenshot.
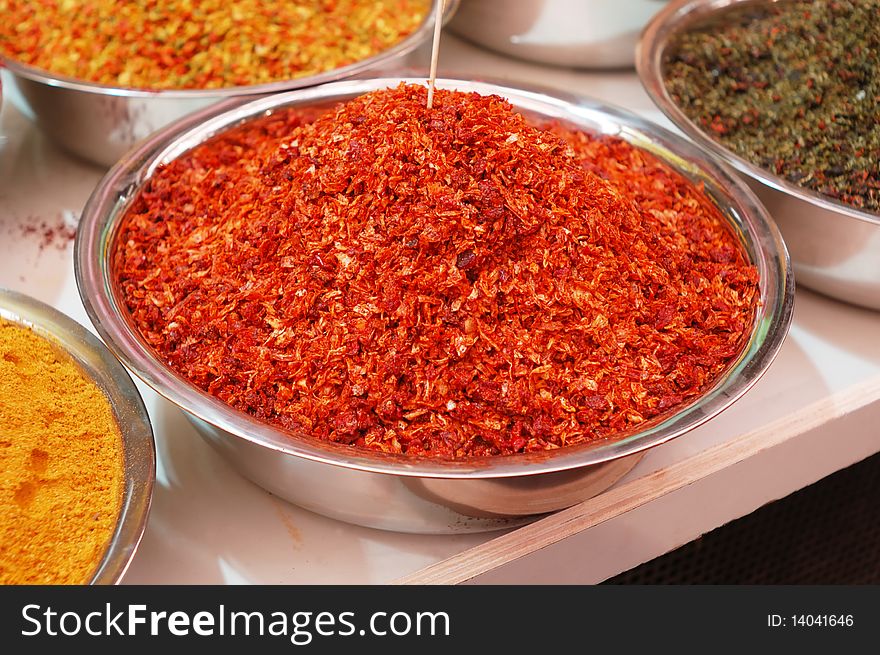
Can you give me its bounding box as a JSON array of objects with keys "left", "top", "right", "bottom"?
[
  {"left": 114, "top": 84, "right": 759, "bottom": 459},
  {"left": 17, "top": 211, "right": 79, "bottom": 251}
]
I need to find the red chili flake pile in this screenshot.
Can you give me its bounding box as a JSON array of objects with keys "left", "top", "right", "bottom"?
[{"left": 115, "top": 84, "right": 759, "bottom": 459}]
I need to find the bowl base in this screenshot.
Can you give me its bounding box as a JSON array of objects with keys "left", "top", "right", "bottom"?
[{"left": 194, "top": 413, "right": 644, "bottom": 534}]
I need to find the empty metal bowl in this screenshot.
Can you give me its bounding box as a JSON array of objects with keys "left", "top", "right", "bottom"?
[
  {"left": 75, "top": 77, "right": 793, "bottom": 534},
  {"left": 0, "top": 288, "right": 155, "bottom": 584},
  {"left": 449, "top": 0, "right": 669, "bottom": 69},
  {"left": 638, "top": 0, "right": 880, "bottom": 310},
  {"left": 1, "top": 0, "right": 457, "bottom": 168}
]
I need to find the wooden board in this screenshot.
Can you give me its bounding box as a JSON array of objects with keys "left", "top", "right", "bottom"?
[{"left": 397, "top": 374, "right": 880, "bottom": 584}]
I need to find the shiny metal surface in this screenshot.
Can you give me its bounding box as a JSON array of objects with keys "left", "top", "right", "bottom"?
[
  {"left": 1, "top": 0, "right": 457, "bottom": 168},
  {"left": 75, "top": 77, "right": 793, "bottom": 533},
  {"left": 637, "top": 0, "right": 880, "bottom": 310},
  {"left": 194, "top": 414, "right": 645, "bottom": 532},
  {"left": 449, "top": 0, "right": 669, "bottom": 69},
  {"left": 0, "top": 288, "right": 155, "bottom": 583}
]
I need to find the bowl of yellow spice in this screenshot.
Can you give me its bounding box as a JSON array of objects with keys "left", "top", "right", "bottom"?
[
  {"left": 0, "top": 288, "right": 154, "bottom": 585},
  {"left": 0, "top": 0, "right": 457, "bottom": 167}
]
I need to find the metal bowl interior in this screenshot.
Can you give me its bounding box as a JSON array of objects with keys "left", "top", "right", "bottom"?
[
  {"left": 636, "top": 0, "right": 880, "bottom": 307},
  {"left": 75, "top": 76, "right": 793, "bottom": 483},
  {"left": 0, "top": 288, "right": 155, "bottom": 584},
  {"left": 1, "top": 0, "right": 457, "bottom": 167}
]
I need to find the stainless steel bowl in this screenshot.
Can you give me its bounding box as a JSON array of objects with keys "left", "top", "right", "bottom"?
[
  {"left": 0, "top": 288, "right": 155, "bottom": 583},
  {"left": 449, "top": 0, "right": 669, "bottom": 69},
  {"left": 1, "top": 0, "right": 456, "bottom": 168},
  {"left": 638, "top": 0, "right": 880, "bottom": 311},
  {"left": 75, "top": 77, "right": 793, "bottom": 534}
]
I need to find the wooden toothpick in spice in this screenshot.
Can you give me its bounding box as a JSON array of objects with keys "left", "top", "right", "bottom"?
[{"left": 426, "top": 0, "right": 445, "bottom": 109}]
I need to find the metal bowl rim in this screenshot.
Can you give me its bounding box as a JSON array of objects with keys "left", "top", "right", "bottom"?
[
  {"left": 0, "top": 0, "right": 454, "bottom": 99},
  {"left": 0, "top": 287, "right": 155, "bottom": 585},
  {"left": 75, "top": 75, "right": 794, "bottom": 480},
  {"left": 636, "top": 0, "right": 880, "bottom": 227}
]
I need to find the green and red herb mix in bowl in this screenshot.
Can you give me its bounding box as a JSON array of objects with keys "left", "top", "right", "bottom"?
[
  {"left": 0, "top": 0, "right": 429, "bottom": 90},
  {"left": 112, "top": 84, "right": 760, "bottom": 460},
  {"left": 662, "top": 0, "right": 879, "bottom": 213}
]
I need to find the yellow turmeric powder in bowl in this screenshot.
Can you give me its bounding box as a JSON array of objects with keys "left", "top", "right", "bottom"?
[{"left": 0, "top": 318, "right": 125, "bottom": 585}]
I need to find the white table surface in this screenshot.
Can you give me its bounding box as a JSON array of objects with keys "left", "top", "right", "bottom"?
[{"left": 2, "top": 34, "right": 879, "bottom": 585}]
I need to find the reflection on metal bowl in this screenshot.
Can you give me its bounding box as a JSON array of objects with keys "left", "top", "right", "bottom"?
[
  {"left": 449, "top": 0, "right": 669, "bottom": 69},
  {"left": 193, "top": 414, "right": 645, "bottom": 532},
  {"left": 0, "top": 0, "right": 457, "bottom": 168},
  {"left": 0, "top": 288, "right": 155, "bottom": 583},
  {"left": 637, "top": 0, "right": 880, "bottom": 311},
  {"left": 75, "top": 77, "right": 793, "bottom": 534}
]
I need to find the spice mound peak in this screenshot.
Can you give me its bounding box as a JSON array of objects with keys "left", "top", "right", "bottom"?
[{"left": 116, "top": 84, "right": 759, "bottom": 459}]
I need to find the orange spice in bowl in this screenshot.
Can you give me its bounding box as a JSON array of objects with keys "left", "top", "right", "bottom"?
[
  {"left": 0, "top": 0, "right": 430, "bottom": 90},
  {"left": 0, "top": 318, "right": 124, "bottom": 585}
]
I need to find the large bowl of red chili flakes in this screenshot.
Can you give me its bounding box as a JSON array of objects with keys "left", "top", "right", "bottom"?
[{"left": 75, "top": 78, "right": 793, "bottom": 533}]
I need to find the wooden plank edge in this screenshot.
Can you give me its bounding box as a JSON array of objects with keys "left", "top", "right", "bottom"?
[{"left": 395, "top": 374, "right": 880, "bottom": 585}]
